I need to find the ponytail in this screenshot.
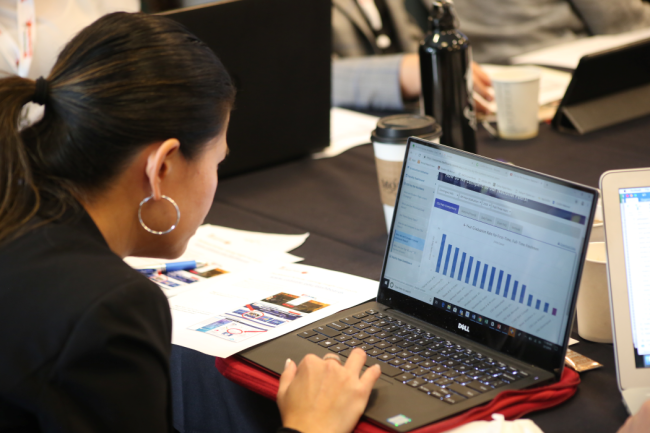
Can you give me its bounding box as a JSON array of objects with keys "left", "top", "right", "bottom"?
[
  {"left": 0, "top": 12, "right": 235, "bottom": 246},
  {"left": 0, "top": 77, "right": 43, "bottom": 244}
]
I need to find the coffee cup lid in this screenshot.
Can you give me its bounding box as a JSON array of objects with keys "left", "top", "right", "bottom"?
[{"left": 372, "top": 114, "right": 442, "bottom": 144}]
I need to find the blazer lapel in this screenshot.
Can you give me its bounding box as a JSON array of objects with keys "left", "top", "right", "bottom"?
[{"left": 333, "top": 0, "right": 380, "bottom": 53}]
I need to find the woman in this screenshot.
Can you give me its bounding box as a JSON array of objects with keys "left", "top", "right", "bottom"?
[{"left": 0, "top": 12, "right": 380, "bottom": 433}]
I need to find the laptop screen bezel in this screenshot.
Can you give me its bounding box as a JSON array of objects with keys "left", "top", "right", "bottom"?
[{"left": 377, "top": 137, "right": 598, "bottom": 375}]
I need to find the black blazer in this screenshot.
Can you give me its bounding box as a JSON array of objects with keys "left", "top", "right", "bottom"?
[{"left": 0, "top": 211, "right": 173, "bottom": 432}]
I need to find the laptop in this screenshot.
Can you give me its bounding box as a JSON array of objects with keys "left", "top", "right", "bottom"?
[
  {"left": 243, "top": 137, "right": 598, "bottom": 431},
  {"left": 601, "top": 168, "right": 650, "bottom": 415},
  {"left": 161, "top": 0, "right": 331, "bottom": 178}
]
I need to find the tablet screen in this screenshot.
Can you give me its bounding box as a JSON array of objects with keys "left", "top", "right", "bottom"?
[{"left": 619, "top": 187, "right": 650, "bottom": 369}]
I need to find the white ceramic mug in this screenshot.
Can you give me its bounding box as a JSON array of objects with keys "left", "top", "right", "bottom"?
[{"left": 576, "top": 242, "right": 613, "bottom": 343}]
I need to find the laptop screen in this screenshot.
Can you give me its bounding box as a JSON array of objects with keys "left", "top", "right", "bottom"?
[
  {"left": 378, "top": 138, "right": 596, "bottom": 371},
  {"left": 619, "top": 187, "right": 650, "bottom": 369}
]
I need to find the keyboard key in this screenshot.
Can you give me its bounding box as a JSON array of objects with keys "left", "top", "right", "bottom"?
[
  {"left": 346, "top": 339, "right": 362, "bottom": 347},
  {"left": 365, "top": 309, "right": 378, "bottom": 315},
  {"left": 418, "top": 360, "right": 435, "bottom": 368},
  {"left": 414, "top": 339, "right": 433, "bottom": 346},
  {"left": 308, "top": 335, "right": 326, "bottom": 343},
  {"left": 388, "top": 358, "right": 405, "bottom": 367},
  {"left": 435, "top": 378, "right": 454, "bottom": 387},
  {"left": 467, "top": 381, "right": 492, "bottom": 393},
  {"left": 501, "top": 373, "right": 518, "bottom": 383},
  {"left": 423, "top": 372, "right": 441, "bottom": 382},
  {"left": 378, "top": 353, "right": 395, "bottom": 362},
  {"left": 385, "top": 347, "right": 401, "bottom": 354},
  {"left": 418, "top": 384, "right": 439, "bottom": 394},
  {"left": 313, "top": 326, "right": 340, "bottom": 338},
  {"left": 374, "top": 312, "right": 386, "bottom": 318},
  {"left": 374, "top": 341, "right": 391, "bottom": 349},
  {"left": 340, "top": 317, "right": 361, "bottom": 326},
  {"left": 401, "top": 363, "right": 417, "bottom": 371},
  {"left": 409, "top": 345, "right": 425, "bottom": 353},
  {"left": 396, "top": 341, "right": 414, "bottom": 348},
  {"left": 448, "top": 384, "right": 480, "bottom": 399},
  {"left": 383, "top": 325, "right": 399, "bottom": 332},
  {"left": 365, "top": 358, "right": 402, "bottom": 377},
  {"left": 408, "top": 355, "right": 425, "bottom": 363},
  {"left": 365, "top": 327, "right": 381, "bottom": 334},
  {"left": 354, "top": 322, "right": 371, "bottom": 330},
  {"left": 367, "top": 349, "right": 384, "bottom": 357},
  {"left": 339, "top": 349, "right": 352, "bottom": 358},
  {"left": 443, "top": 370, "right": 460, "bottom": 378},
  {"left": 353, "top": 332, "right": 370, "bottom": 340},
  {"left": 362, "top": 316, "right": 379, "bottom": 323},
  {"left": 394, "top": 373, "right": 415, "bottom": 382},
  {"left": 455, "top": 375, "right": 473, "bottom": 384},
  {"left": 386, "top": 336, "right": 403, "bottom": 344},
  {"left": 353, "top": 312, "right": 368, "bottom": 319},
  {"left": 431, "top": 365, "right": 448, "bottom": 373},
  {"left": 432, "top": 355, "right": 447, "bottom": 362},
  {"left": 487, "top": 379, "right": 506, "bottom": 388},
  {"left": 318, "top": 340, "right": 336, "bottom": 348},
  {"left": 443, "top": 394, "right": 466, "bottom": 404},
  {"left": 364, "top": 337, "right": 380, "bottom": 344},
  {"left": 396, "top": 351, "right": 412, "bottom": 359},
  {"left": 359, "top": 344, "right": 374, "bottom": 351},
  {"left": 412, "top": 368, "right": 429, "bottom": 376},
  {"left": 442, "top": 360, "right": 459, "bottom": 367},
  {"left": 327, "top": 322, "right": 349, "bottom": 331},
  {"left": 334, "top": 335, "right": 352, "bottom": 342},
  {"left": 421, "top": 350, "right": 436, "bottom": 358},
  {"left": 456, "top": 365, "right": 470, "bottom": 373},
  {"left": 375, "top": 320, "right": 389, "bottom": 327},
  {"left": 428, "top": 386, "right": 450, "bottom": 399},
  {"left": 329, "top": 344, "right": 348, "bottom": 352},
  {"left": 297, "top": 330, "right": 317, "bottom": 339},
  {"left": 519, "top": 370, "right": 530, "bottom": 377},
  {"left": 406, "top": 378, "right": 427, "bottom": 388},
  {"left": 342, "top": 328, "right": 358, "bottom": 335}
]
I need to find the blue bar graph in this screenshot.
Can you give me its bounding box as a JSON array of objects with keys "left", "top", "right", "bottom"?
[
  {"left": 465, "top": 257, "right": 473, "bottom": 284},
  {"left": 434, "top": 233, "right": 556, "bottom": 316},
  {"left": 488, "top": 267, "right": 496, "bottom": 292},
  {"left": 458, "top": 253, "right": 466, "bottom": 281},
  {"left": 496, "top": 270, "right": 504, "bottom": 295},
  {"left": 435, "top": 235, "right": 446, "bottom": 273},
  {"left": 450, "top": 248, "right": 459, "bottom": 278},
  {"left": 443, "top": 245, "right": 452, "bottom": 275}
]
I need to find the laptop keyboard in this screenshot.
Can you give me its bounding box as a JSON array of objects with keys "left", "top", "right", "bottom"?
[{"left": 297, "top": 309, "right": 529, "bottom": 404}]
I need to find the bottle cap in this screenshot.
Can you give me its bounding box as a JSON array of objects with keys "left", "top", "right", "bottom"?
[
  {"left": 430, "top": 0, "right": 458, "bottom": 31},
  {"left": 371, "top": 114, "right": 442, "bottom": 145}
]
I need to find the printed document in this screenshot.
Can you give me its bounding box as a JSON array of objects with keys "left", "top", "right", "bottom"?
[{"left": 169, "top": 264, "right": 378, "bottom": 358}]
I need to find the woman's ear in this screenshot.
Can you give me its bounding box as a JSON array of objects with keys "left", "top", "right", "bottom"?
[{"left": 145, "top": 138, "right": 181, "bottom": 200}]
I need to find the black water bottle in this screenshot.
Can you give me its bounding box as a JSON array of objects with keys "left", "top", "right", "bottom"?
[{"left": 419, "top": 0, "right": 476, "bottom": 153}]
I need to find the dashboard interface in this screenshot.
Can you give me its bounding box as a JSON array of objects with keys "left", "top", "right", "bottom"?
[
  {"left": 619, "top": 187, "right": 650, "bottom": 369},
  {"left": 379, "top": 140, "right": 595, "bottom": 370}
]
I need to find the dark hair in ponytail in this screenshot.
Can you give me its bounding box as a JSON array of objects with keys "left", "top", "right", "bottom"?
[{"left": 0, "top": 12, "right": 235, "bottom": 244}]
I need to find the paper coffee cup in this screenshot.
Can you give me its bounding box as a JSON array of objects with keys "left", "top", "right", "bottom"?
[
  {"left": 491, "top": 67, "right": 541, "bottom": 140},
  {"left": 371, "top": 115, "right": 441, "bottom": 232},
  {"left": 576, "top": 242, "right": 613, "bottom": 343}
]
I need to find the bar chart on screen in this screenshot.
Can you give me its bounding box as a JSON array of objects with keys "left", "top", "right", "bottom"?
[{"left": 421, "top": 217, "right": 577, "bottom": 343}]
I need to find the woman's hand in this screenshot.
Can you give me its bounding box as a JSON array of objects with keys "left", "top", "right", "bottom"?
[
  {"left": 277, "top": 348, "right": 382, "bottom": 433},
  {"left": 617, "top": 400, "right": 650, "bottom": 433},
  {"left": 472, "top": 61, "right": 493, "bottom": 114}
]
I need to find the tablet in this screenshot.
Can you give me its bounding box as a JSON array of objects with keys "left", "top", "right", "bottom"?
[{"left": 601, "top": 168, "right": 650, "bottom": 415}]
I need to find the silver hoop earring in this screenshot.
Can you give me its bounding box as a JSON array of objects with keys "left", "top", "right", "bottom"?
[{"left": 138, "top": 195, "right": 180, "bottom": 235}]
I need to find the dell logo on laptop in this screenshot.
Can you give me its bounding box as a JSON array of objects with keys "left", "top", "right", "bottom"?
[{"left": 458, "top": 323, "right": 470, "bottom": 332}]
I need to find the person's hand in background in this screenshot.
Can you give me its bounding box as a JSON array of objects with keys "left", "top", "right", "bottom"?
[
  {"left": 277, "top": 348, "right": 381, "bottom": 433},
  {"left": 399, "top": 54, "right": 493, "bottom": 114},
  {"left": 617, "top": 400, "right": 650, "bottom": 433}
]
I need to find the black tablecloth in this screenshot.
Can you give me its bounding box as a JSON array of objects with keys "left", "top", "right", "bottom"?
[{"left": 173, "top": 119, "right": 650, "bottom": 433}]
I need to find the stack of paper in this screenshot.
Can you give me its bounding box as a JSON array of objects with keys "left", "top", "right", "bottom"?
[
  {"left": 125, "top": 225, "right": 379, "bottom": 357},
  {"left": 313, "top": 107, "right": 378, "bottom": 159}
]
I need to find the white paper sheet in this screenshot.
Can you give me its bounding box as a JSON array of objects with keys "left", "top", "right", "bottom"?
[
  {"left": 313, "top": 107, "right": 378, "bottom": 159},
  {"left": 124, "top": 226, "right": 304, "bottom": 298},
  {"left": 511, "top": 28, "right": 650, "bottom": 70},
  {"left": 196, "top": 224, "right": 309, "bottom": 253},
  {"left": 169, "top": 264, "right": 379, "bottom": 358}
]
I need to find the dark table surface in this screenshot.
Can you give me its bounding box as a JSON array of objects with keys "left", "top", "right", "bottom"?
[{"left": 173, "top": 119, "right": 650, "bottom": 433}]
